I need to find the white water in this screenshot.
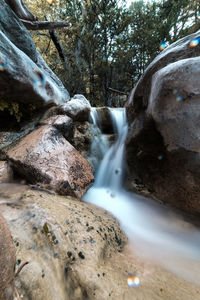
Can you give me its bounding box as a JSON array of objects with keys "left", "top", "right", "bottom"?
[
  {"left": 88, "top": 108, "right": 109, "bottom": 171},
  {"left": 84, "top": 107, "right": 200, "bottom": 284}
]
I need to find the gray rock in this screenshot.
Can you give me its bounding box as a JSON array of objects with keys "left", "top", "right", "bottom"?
[
  {"left": 0, "top": 0, "right": 37, "bottom": 62},
  {"left": 59, "top": 94, "right": 91, "bottom": 121},
  {"left": 0, "top": 31, "right": 68, "bottom": 107},
  {"left": 147, "top": 57, "right": 200, "bottom": 152},
  {"left": 0, "top": 0, "right": 70, "bottom": 125},
  {"left": 127, "top": 29, "right": 200, "bottom": 114}
]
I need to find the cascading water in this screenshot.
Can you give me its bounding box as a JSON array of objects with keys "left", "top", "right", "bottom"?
[
  {"left": 95, "top": 108, "right": 128, "bottom": 189},
  {"left": 88, "top": 108, "right": 109, "bottom": 171},
  {"left": 84, "top": 107, "right": 200, "bottom": 285}
]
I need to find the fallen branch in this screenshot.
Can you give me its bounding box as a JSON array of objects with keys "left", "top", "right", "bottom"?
[
  {"left": 20, "top": 19, "right": 70, "bottom": 30},
  {"left": 107, "top": 87, "right": 129, "bottom": 96}
]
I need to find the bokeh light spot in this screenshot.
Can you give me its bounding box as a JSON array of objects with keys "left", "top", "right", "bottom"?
[
  {"left": 0, "top": 58, "right": 7, "bottom": 71},
  {"left": 33, "top": 69, "right": 46, "bottom": 87},
  {"left": 189, "top": 37, "right": 200, "bottom": 48},
  {"left": 176, "top": 95, "right": 183, "bottom": 101},
  {"left": 159, "top": 42, "right": 168, "bottom": 51},
  {"left": 46, "top": 0, "right": 53, "bottom": 4},
  {"left": 158, "top": 154, "right": 163, "bottom": 160},
  {"left": 127, "top": 273, "right": 140, "bottom": 288}
]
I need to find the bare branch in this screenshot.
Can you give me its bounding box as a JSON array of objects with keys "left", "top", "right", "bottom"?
[
  {"left": 20, "top": 19, "right": 70, "bottom": 30},
  {"left": 107, "top": 87, "right": 129, "bottom": 96}
]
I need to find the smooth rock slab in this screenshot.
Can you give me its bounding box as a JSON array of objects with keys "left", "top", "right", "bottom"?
[
  {"left": 127, "top": 29, "right": 200, "bottom": 114},
  {"left": 1, "top": 184, "right": 200, "bottom": 300},
  {"left": 7, "top": 125, "right": 94, "bottom": 198},
  {"left": 147, "top": 57, "right": 200, "bottom": 152}
]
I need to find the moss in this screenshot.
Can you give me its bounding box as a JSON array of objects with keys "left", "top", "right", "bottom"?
[
  {"left": 0, "top": 100, "right": 22, "bottom": 122},
  {"left": 0, "top": 100, "right": 36, "bottom": 123}
]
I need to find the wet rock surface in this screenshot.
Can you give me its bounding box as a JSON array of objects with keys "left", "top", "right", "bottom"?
[
  {"left": 95, "top": 107, "right": 113, "bottom": 133},
  {"left": 7, "top": 125, "right": 94, "bottom": 198},
  {"left": 126, "top": 30, "right": 200, "bottom": 214},
  {"left": 1, "top": 184, "right": 200, "bottom": 300},
  {"left": 0, "top": 0, "right": 69, "bottom": 128}
]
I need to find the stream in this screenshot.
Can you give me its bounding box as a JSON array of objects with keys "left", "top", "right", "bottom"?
[{"left": 83, "top": 107, "right": 200, "bottom": 285}]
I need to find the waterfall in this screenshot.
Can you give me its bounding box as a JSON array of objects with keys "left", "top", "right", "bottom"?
[
  {"left": 95, "top": 108, "right": 128, "bottom": 190},
  {"left": 83, "top": 107, "right": 200, "bottom": 285},
  {"left": 88, "top": 108, "right": 109, "bottom": 171}
]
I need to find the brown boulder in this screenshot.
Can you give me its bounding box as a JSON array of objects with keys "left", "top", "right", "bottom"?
[
  {"left": 39, "top": 115, "right": 73, "bottom": 141},
  {"left": 7, "top": 125, "right": 94, "bottom": 198},
  {"left": 0, "top": 213, "right": 16, "bottom": 300}
]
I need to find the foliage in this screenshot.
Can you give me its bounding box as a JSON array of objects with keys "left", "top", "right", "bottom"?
[
  {"left": 0, "top": 101, "right": 22, "bottom": 122},
  {"left": 24, "top": 0, "right": 200, "bottom": 106}
]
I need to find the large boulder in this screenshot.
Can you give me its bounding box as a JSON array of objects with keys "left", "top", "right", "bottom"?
[
  {"left": 1, "top": 184, "right": 200, "bottom": 300},
  {"left": 7, "top": 125, "right": 94, "bottom": 198},
  {"left": 127, "top": 29, "right": 200, "bottom": 115},
  {"left": 126, "top": 30, "right": 200, "bottom": 214},
  {"left": 0, "top": 0, "right": 69, "bottom": 127}
]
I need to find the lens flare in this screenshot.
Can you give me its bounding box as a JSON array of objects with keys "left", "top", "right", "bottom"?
[
  {"left": 33, "top": 69, "right": 46, "bottom": 87},
  {"left": 158, "top": 154, "right": 163, "bottom": 160},
  {"left": 173, "top": 88, "right": 183, "bottom": 101},
  {"left": 189, "top": 37, "right": 200, "bottom": 48},
  {"left": 127, "top": 273, "right": 140, "bottom": 287},
  {"left": 173, "top": 88, "right": 178, "bottom": 95},
  {"left": 176, "top": 95, "right": 183, "bottom": 101},
  {"left": 0, "top": 58, "right": 7, "bottom": 71},
  {"left": 159, "top": 42, "right": 167, "bottom": 51}
]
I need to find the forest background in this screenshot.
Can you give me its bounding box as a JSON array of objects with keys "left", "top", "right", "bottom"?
[{"left": 24, "top": 0, "right": 200, "bottom": 106}]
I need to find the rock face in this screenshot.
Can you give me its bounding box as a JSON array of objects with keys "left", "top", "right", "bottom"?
[
  {"left": 0, "top": 213, "right": 16, "bottom": 300},
  {"left": 126, "top": 30, "right": 200, "bottom": 214},
  {"left": 7, "top": 125, "right": 94, "bottom": 198},
  {"left": 39, "top": 115, "right": 73, "bottom": 141},
  {"left": 58, "top": 94, "right": 91, "bottom": 121},
  {"left": 0, "top": 0, "right": 69, "bottom": 127},
  {"left": 1, "top": 184, "right": 200, "bottom": 300}
]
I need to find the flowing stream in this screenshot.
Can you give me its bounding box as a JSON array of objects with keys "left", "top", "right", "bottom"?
[{"left": 83, "top": 107, "right": 200, "bottom": 284}]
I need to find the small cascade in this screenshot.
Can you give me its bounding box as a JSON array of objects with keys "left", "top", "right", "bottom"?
[
  {"left": 84, "top": 106, "right": 200, "bottom": 285},
  {"left": 88, "top": 108, "right": 109, "bottom": 171},
  {"left": 95, "top": 108, "right": 128, "bottom": 190},
  {"left": 89, "top": 107, "right": 101, "bottom": 127}
]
